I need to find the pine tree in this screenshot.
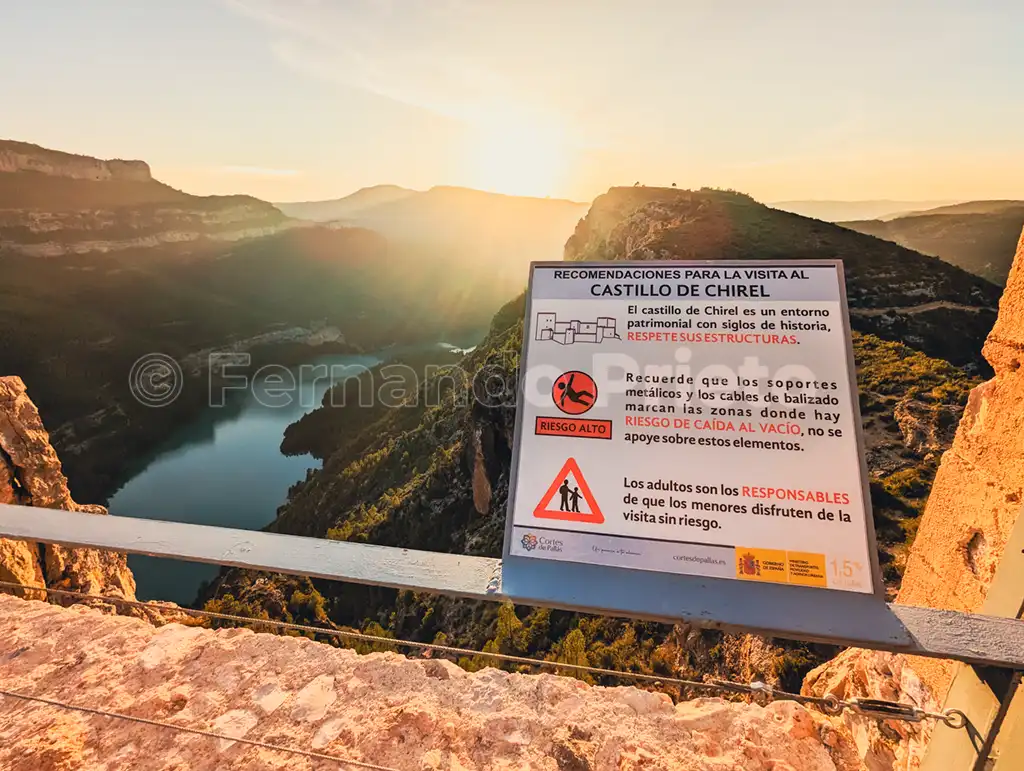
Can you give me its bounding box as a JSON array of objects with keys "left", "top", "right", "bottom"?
[
  {"left": 494, "top": 602, "right": 524, "bottom": 654},
  {"left": 561, "top": 629, "right": 587, "bottom": 666}
]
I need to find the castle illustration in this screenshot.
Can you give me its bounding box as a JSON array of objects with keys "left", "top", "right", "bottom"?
[{"left": 535, "top": 313, "right": 620, "bottom": 345}]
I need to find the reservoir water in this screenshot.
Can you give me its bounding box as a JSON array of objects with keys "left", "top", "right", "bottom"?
[{"left": 108, "top": 345, "right": 469, "bottom": 605}]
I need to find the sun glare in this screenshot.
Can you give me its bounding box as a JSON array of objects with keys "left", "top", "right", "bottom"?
[{"left": 464, "top": 112, "right": 569, "bottom": 198}]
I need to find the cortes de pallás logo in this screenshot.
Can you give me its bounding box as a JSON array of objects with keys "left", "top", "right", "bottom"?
[{"left": 520, "top": 533, "right": 563, "bottom": 553}]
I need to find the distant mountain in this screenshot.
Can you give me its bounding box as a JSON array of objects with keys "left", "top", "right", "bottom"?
[
  {"left": 275, "top": 185, "right": 417, "bottom": 222},
  {"left": 904, "top": 200, "right": 1024, "bottom": 216},
  {"left": 355, "top": 185, "right": 584, "bottom": 254},
  {"left": 281, "top": 184, "right": 588, "bottom": 260},
  {"left": 278, "top": 185, "right": 589, "bottom": 306},
  {"left": 771, "top": 199, "right": 958, "bottom": 223},
  {"left": 841, "top": 201, "right": 1024, "bottom": 285}
]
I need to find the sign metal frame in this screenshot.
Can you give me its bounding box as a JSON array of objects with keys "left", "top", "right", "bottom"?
[{"left": 501, "top": 259, "right": 886, "bottom": 617}]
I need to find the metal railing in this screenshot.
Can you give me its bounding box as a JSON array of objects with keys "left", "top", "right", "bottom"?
[{"left": 2, "top": 503, "right": 1023, "bottom": 669}]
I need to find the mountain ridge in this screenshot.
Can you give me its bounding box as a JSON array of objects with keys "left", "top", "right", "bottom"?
[
  {"left": 770, "top": 199, "right": 959, "bottom": 223},
  {"left": 567, "top": 187, "right": 999, "bottom": 370},
  {"left": 278, "top": 183, "right": 591, "bottom": 304},
  {"left": 274, "top": 184, "right": 418, "bottom": 221},
  {"left": 841, "top": 201, "right": 1024, "bottom": 285},
  {"left": 276, "top": 184, "right": 586, "bottom": 223},
  {"left": 0, "top": 138, "right": 294, "bottom": 254},
  {"left": 0, "top": 138, "right": 152, "bottom": 182},
  {"left": 897, "top": 199, "right": 1024, "bottom": 216}
]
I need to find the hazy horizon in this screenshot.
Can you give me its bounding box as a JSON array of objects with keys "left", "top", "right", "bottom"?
[{"left": 4, "top": 1, "right": 1023, "bottom": 203}]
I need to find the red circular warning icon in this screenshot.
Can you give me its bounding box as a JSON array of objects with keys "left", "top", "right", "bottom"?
[{"left": 552, "top": 371, "right": 598, "bottom": 415}]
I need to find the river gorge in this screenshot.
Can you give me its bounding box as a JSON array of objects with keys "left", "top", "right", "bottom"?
[{"left": 107, "top": 343, "right": 477, "bottom": 605}]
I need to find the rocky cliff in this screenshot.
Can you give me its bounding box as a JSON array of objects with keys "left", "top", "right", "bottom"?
[
  {"left": 0, "top": 139, "right": 293, "bottom": 256},
  {"left": 803, "top": 649, "right": 939, "bottom": 771},
  {"left": 0, "top": 376, "right": 135, "bottom": 601},
  {"left": 0, "top": 200, "right": 293, "bottom": 257},
  {"left": 894, "top": 225, "right": 1024, "bottom": 695},
  {"left": 798, "top": 224, "right": 1024, "bottom": 767},
  {"left": 0, "top": 139, "right": 152, "bottom": 181}
]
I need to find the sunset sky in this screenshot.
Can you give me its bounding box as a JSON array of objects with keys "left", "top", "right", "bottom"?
[{"left": 3, "top": 0, "right": 1022, "bottom": 202}]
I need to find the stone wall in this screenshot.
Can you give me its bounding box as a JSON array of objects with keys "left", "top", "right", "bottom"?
[{"left": 0, "top": 594, "right": 868, "bottom": 771}]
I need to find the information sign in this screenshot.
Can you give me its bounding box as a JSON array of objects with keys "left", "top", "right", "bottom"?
[{"left": 505, "top": 261, "right": 878, "bottom": 594}]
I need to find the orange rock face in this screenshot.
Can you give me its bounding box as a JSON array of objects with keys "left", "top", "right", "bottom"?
[
  {"left": 0, "top": 375, "right": 137, "bottom": 602},
  {"left": 897, "top": 227, "right": 1024, "bottom": 695}
]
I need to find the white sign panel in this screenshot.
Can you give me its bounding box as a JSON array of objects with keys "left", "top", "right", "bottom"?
[{"left": 505, "top": 261, "right": 878, "bottom": 594}]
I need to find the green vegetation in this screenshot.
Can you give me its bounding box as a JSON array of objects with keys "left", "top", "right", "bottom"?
[
  {"left": 202, "top": 575, "right": 331, "bottom": 639},
  {"left": 280, "top": 348, "right": 468, "bottom": 460},
  {"left": 854, "top": 333, "right": 976, "bottom": 402},
  {"left": 206, "top": 316, "right": 974, "bottom": 691},
  {"left": 853, "top": 333, "right": 979, "bottom": 586},
  {"left": 201, "top": 186, "right": 995, "bottom": 693}
]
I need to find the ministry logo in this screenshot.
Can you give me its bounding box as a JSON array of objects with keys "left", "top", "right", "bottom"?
[{"left": 521, "top": 534, "right": 539, "bottom": 551}]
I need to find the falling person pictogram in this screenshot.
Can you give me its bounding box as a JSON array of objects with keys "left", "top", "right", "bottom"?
[{"left": 552, "top": 371, "right": 598, "bottom": 416}]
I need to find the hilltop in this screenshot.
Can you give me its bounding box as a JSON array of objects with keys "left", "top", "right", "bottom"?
[
  {"left": 0, "top": 139, "right": 153, "bottom": 179},
  {"left": 276, "top": 185, "right": 589, "bottom": 326},
  {"left": 568, "top": 187, "right": 1000, "bottom": 370},
  {"left": 841, "top": 201, "right": 1024, "bottom": 285},
  {"left": 278, "top": 184, "right": 585, "bottom": 226},
  {"left": 278, "top": 185, "right": 589, "bottom": 298}
]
